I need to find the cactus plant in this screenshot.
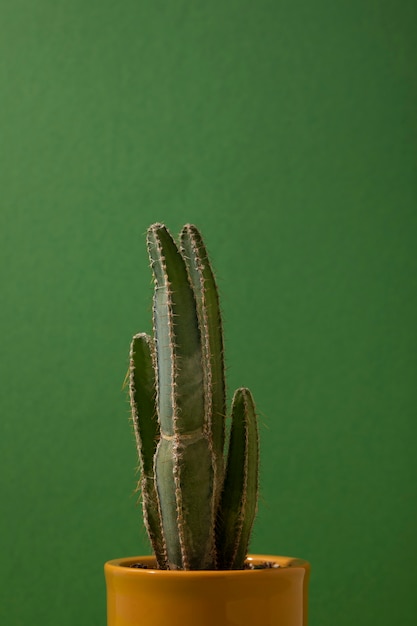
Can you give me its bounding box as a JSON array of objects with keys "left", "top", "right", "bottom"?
[{"left": 129, "top": 223, "right": 259, "bottom": 570}]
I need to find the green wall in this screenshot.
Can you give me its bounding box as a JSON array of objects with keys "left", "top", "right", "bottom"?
[{"left": 0, "top": 1, "right": 415, "bottom": 624}]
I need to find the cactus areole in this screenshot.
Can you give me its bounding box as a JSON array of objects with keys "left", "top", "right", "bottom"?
[{"left": 129, "top": 223, "right": 259, "bottom": 571}]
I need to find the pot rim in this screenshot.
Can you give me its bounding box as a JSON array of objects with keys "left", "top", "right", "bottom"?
[{"left": 105, "top": 554, "right": 310, "bottom": 578}]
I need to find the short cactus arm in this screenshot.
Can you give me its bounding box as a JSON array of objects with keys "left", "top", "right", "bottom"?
[
  {"left": 129, "top": 333, "right": 167, "bottom": 568},
  {"left": 216, "top": 387, "right": 259, "bottom": 569}
]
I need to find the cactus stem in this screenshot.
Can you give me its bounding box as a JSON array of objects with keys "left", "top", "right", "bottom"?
[{"left": 130, "top": 224, "right": 258, "bottom": 570}]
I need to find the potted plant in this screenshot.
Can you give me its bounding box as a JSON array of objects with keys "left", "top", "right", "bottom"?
[{"left": 105, "top": 223, "right": 310, "bottom": 626}]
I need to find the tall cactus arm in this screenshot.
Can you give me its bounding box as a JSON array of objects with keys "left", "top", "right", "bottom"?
[
  {"left": 129, "top": 333, "right": 167, "bottom": 568},
  {"left": 147, "top": 223, "right": 215, "bottom": 569},
  {"left": 180, "top": 224, "right": 226, "bottom": 469},
  {"left": 216, "top": 387, "right": 259, "bottom": 570},
  {"left": 147, "top": 223, "right": 205, "bottom": 435}
]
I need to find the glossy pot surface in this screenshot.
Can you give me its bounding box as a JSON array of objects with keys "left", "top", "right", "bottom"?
[{"left": 105, "top": 554, "right": 310, "bottom": 626}]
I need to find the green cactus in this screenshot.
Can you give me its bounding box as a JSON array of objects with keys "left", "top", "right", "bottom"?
[{"left": 129, "top": 223, "right": 259, "bottom": 570}]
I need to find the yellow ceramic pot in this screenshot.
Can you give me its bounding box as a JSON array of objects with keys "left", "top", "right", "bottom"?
[{"left": 105, "top": 554, "right": 310, "bottom": 626}]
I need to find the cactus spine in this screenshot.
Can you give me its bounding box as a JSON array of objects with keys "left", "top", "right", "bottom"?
[{"left": 129, "top": 223, "right": 259, "bottom": 570}]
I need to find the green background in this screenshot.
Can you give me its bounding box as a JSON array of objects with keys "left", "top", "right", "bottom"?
[{"left": 0, "top": 1, "right": 416, "bottom": 624}]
